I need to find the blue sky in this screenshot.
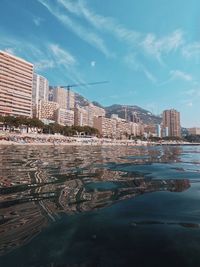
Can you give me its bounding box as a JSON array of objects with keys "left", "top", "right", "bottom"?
[{"left": 0, "top": 0, "right": 200, "bottom": 127}]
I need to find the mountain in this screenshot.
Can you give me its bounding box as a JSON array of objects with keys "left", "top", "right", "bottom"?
[
  {"left": 105, "top": 104, "right": 162, "bottom": 125},
  {"left": 75, "top": 94, "right": 162, "bottom": 125},
  {"left": 75, "top": 93, "right": 90, "bottom": 107}
]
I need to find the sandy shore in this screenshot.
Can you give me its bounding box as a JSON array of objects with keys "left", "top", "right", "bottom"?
[
  {"left": 0, "top": 139, "right": 143, "bottom": 146},
  {"left": 0, "top": 133, "right": 146, "bottom": 146},
  {"left": 0, "top": 132, "right": 195, "bottom": 147}
]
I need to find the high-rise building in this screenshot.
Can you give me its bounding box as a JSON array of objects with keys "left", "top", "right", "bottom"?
[
  {"left": 56, "top": 108, "right": 74, "bottom": 126},
  {"left": 0, "top": 50, "right": 33, "bottom": 117},
  {"left": 67, "top": 88, "right": 75, "bottom": 110},
  {"left": 84, "top": 103, "right": 106, "bottom": 127},
  {"left": 52, "top": 87, "right": 75, "bottom": 110},
  {"left": 32, "top": 73, "right": 49, "bottom": 117},
  {"left": 144, "top": 124, "right": 157, "bottom": 137},
  {"left": 156, "top": 124, "right": 161, "bottom": 138},
  {"left": 93, "top": 116, "right": 117, "bottom": 138},
  {"left": 130, "top": 122, "right": 144, "bottom": 136},
  {"left": 162, "top": 109, "right": 181, "bottom": 137},
  {"left": 38, "top": 100, "right": 59, "bottom": 121},
  {"left": 115, "top": 118, "right": 131, "bottom": 139},
  {"left": 48, "top": 86, "right": 54, "bottom": 101},
  {"left": 74, "top": 105, "right": 88, "bottom": 126},
  {"left": 53, "top": 87, "right": 68, "bottom": 110},
  {"left": 187, "top": 127, "right": 200, "bottom": 135}
]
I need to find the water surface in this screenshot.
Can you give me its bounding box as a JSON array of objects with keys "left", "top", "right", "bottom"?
[{"left": 0, "top": 145, "right": 200, "bottom": 266}]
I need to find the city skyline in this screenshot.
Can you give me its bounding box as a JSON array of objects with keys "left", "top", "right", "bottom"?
[{"left": 0, "top": 0, "right": 200, "bottom": 127}]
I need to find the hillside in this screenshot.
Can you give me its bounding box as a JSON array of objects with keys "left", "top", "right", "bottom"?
[
  {"left": 105, "top": 104, "right": 162, "bottom": 125},
  {"left": 75, "top": 94, "right": 162, "bottom": 125}
]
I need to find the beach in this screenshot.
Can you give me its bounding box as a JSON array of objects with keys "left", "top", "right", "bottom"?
[
  {"left": 0, "top": 132, "right": 194, "bottom": 146},
  {"left": 0, "top": 132, "right": 144, "bottom": 146}
]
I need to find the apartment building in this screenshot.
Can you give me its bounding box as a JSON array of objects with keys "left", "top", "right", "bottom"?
[
  {"left": 187, "top": 127, "right": 200, "bottom": 135},
  {"left": 93, "top": 116, "right": 117, "bottom": 138},
  {"left": 0, "top": 50, "right": 33, "bottom": 117},
  {"left": 116, "top": 119, "right": 132, "bottom": 139},
  {"left": 74, "top": 105, "right": 88, "bottom": 126},
  {"left": 163, "top": 109, "right": 181, "bottom": 137},
  {"left": 84, "top": 103, "right": 106, "bottom": 127},
  {"left": 52, "top": 87, "right": 75, "bottom": 110},
  {"left": 32, "top": 73, "right": 49, "bottom": 117},
  {"left": 38, "top": 100, "right": 59, "bottom": 121},
  {"left": 56, "top": 108, "right": 74, "bottom": 126}
]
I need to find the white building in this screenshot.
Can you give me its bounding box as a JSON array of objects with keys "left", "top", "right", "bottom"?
[
  {"left": 56, "top": 108, "right": 74, "bottom": 126},
  {"left": 32, "top": 73, "right": 49, "bottom": 117},
  {"left": 0, "top": 50, "right": 33, "bottom": 117}
]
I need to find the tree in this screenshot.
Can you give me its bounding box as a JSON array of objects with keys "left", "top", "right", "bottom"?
[{"left": 184, "top": 135, "right": 200, "bottom": 143}]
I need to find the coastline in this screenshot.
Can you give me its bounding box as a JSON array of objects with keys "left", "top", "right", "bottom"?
[{"left": 0, "top": 133, "right": 199, "bottom": 146}]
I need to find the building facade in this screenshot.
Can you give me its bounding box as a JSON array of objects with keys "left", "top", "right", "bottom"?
[
  {"left": 56, "top": 108, "right": 74, "bottom": 126},
  {"left": 38, "top": 100, "right": 59, "bottom": 121},
  {"left": 32, "top": 73, "right": 49, "bottom": 117},
  {"left": 52, "top": 87, "right": 75, "bottom": 110},
  {"left": 84, "top": 103, "right": 106, "bottom": 127},
  {"left": 187, "top": 127, "right": 200, "bottom": 135},
  {"left": 74, "top": 105, "right": 88, "bottom": 126},
  {"left": 0, "top": 50, "right": 33, "bottom": 117},
  {"left": 93, "top": 116, "right": 117, "bottom": 138},
  {"left": 116, "top": 119, "right": 131, "bottom": 139},
  {"left": 52, "top": 87, "right": 68, "bottom": 110},
  {"left": 130, "top": 122, "right": 144, "bottom": 137},
  {"left": 162, "top": 109, "right": 181, "bottom": 137}
]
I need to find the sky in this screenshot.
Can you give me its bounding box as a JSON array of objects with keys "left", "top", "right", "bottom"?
[{"left": 0, "top": 0, "right": 200, "bottom": 127}]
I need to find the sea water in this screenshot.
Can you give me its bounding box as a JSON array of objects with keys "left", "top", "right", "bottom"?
[{"left": 0, "top": 145, "right": 200, "bottom": 266}]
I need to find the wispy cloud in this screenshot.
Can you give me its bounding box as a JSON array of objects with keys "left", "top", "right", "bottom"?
[
  {"left": 33, "top": 17, "right": 44, "bottom": 26},
  {"left": 38, "top": 0, "right": 113, "bottom": 58},
  {"left": 80, "top": 4, "right": 184, "bottom": 63},
  {"left": 142, "top": 67, "right": 157, "bottom": 83},
  {"left": 182, "top": 42, "right": 200, "bottom": 60},
  {"left": 49, "top": 43, "right": 76, "bottom": 66},
  {"left": 34, "top": 59, "right": 55, "bottom": 71},
  {"left": 60, "top": 0, "right": 140, "bottom": 44},
  {"left": 141, "top": 30, "right": 184, "bottom": 63},
  {"left": 170, "top": 70, "right": 193, "bottom": 81},
  {"left": 183, "top": 88, "right": 200, "bottom": 97},
  {"left": 124, "top": 53, "right": 157, "bottom": 83},
  {"left": 0, "top": 34, "right": 87, "bottom": 85},
  {"left": 4, "top": 47, "right": 15, "bottom": 55},
  {"left": 57, "top": 0, "right": 184, "bottom": 65},
  {"left": 186, "top": 101, "right": 193, "bottom": 107}
]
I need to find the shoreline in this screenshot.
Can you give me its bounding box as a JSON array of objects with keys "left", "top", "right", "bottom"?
[{"left": 0, "top": 133, "right": 199, "bottom": 147}]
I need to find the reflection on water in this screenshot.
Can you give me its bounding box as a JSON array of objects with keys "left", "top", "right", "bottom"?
[{"left": 0, "top": 145, "right": 200, "bottom": 266}]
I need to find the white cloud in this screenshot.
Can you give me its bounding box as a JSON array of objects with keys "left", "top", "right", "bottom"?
[
  {"left": 4, "top": 47, "right": 15, "bottom": 55},
  {"left": 187, "top": 102, "right": 193, "bottom": 107},
  {"left": 170, "top": 70, "right": 193, "bottom": 81},
  {"left": 57, "top": 0, "right": 141, "bottom": 50},
  {"left": 182, "top": 42, "right": 200, "bottom": 60},
  {"left": 142, "top": 67, "right": 157, "bottom": 83},
  {"left": 38, "top": 0, "right": 113, "bottom": 58},
  {"left": 49, "top": 44, "right": 76, "bottom": 66},
  {"left": 0, "top": 33, "right": 88, "bottom": 86},
  {"left": 33, "top": 17, "right": 44, "bottom": 26},
  {"left": 34, "top": 59, "right": 55, "bottom": 71},
  {"left": 141, "top": 30, "right": 184, "bottom": 63},
  {"left": 124, "top": 53, "right": 157, "bottom": 83},
  {"left": 76, "top": 0, "right": 140, "bottom": 44},
  {"left": 184, "top": 88, "right": 200, "bottom": 97},
  {"left": 184, "top": 89, "right": 195, "bottom": 96},
  {"left": 57, "top": 0, "right": 81, "bottom": 15},
  {"left": 57, "top": 0, "right": 184, "bottom": 64}
]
